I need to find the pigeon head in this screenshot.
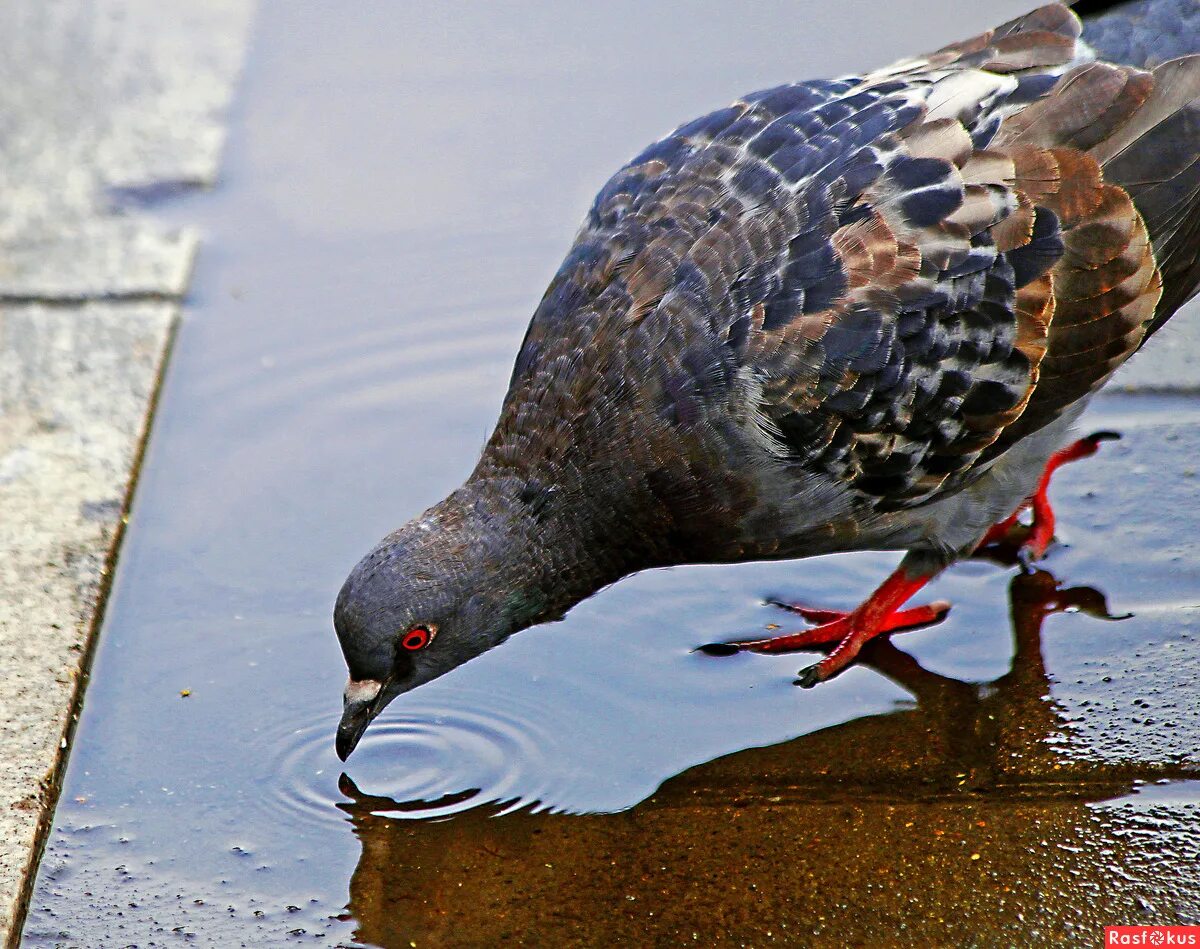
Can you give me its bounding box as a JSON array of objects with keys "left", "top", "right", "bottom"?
[
  {"left": 332, "top": 499, "right": 522, "bottom": 760},
  {"left": 332, "top": 474, "right": 628, "bottom": 760}
]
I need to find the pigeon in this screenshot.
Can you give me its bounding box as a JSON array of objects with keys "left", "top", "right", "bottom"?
[{"left": 334, "top": 0, "right": 1200, "bottom": 759}]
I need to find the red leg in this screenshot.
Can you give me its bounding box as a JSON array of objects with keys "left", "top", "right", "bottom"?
[
  {"left": 764, "top": 599, "right": 949, "bottom": 636},
  {"left": 977, "top": 431, "right": 1119, "bottom": 559},
  {"left": 699, "top": 558, "right": 949, "bottom": 688}
]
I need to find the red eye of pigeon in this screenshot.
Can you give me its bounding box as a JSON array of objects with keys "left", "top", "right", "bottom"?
[{"left": 402, "top": 626, "right": 432, "bottom": 651}]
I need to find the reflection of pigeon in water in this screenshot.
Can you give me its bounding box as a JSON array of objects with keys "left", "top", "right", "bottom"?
[{"left": 334, "top": 0, "right": 1200, "bottom": 759}]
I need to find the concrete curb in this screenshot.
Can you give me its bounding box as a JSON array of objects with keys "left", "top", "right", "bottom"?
[{"left": 0, "top": 2, "right": 254, "bottom": 941}]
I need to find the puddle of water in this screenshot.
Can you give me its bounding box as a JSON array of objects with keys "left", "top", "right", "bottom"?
[
  {"left": 24, "top": 1, "right": 1200, "bottom": 945},
  {"left": 1094, "top": 780, "right": 1200, "bottom": 810}
]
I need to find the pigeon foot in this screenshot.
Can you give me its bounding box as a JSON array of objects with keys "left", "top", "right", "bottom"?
[
  {"left": 977, "top": 430, "right": 1120, "bottom": 560},
  {"left": 699, "top": 567, "right": 950, "bottom": 686}
]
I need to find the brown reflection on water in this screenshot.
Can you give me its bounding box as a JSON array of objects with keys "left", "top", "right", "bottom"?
[{"left": 335, "top": 569, "right": 1200, "bottom": 946}]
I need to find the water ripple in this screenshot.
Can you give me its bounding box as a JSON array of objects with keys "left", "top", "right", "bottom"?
[{"left": 259, "top": 693, "right": 575, "bottom": 827}]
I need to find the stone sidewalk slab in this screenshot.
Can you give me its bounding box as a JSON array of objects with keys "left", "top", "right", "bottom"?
[
  {"left": 0, "top": 302, "right": 174, "bottom": 931},
  {"left": 0, "top": 223, "right": 196, "bottom": 301}
]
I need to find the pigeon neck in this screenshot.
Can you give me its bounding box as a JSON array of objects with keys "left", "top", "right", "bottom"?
[{"left": 442, "top": 467, "right": 653, "bottom": 636}]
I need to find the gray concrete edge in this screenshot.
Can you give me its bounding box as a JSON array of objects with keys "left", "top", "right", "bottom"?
[
  {"left": 3, "top": 314, "right": 179, "bottom": 948},
  {"left": 0, "top": 1, "right": 255, "bottom": 941}
]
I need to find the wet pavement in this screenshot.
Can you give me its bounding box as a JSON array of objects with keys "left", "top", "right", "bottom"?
[{"left": 21, "top": 2, "right": 1200, "bottom": 946}]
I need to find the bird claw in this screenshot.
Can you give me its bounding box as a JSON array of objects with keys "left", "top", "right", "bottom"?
[
  {"left": 695, "top": 641, "right": 745, "bottom": 657},
  {"left": 793, "top": 663, "right": 823, "bottom": 689},
  {"left": 765, "top": 599, "right": 848, "bottom": 624},
  {"left": 699, "top": 595, "right": 950, "bottom": 672}
]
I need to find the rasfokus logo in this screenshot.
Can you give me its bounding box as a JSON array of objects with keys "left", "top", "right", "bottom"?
[{"left": 1107, "top": 928, "right": 1200, "bottom": 946}]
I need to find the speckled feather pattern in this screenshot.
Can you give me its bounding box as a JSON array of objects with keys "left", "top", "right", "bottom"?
[
  {"left": 480, "top": 2, "right": 1200, "bottom": 569},
  {"left": 336, "top": 2, "right": 1200, "bottom": 687}
]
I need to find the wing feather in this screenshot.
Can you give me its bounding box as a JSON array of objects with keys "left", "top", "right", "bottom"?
[{"left": 501, "top": 3, "right": 1200, "bottom": 517}]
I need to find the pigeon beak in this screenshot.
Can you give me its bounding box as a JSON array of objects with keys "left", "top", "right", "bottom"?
[{"left": 336, "top": 677, "right": 386, "bottom": 761}]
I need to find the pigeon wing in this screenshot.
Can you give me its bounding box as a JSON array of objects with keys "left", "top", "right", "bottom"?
[{"left": 505, "top": 5, "right": 1200, "bottom": 511}]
